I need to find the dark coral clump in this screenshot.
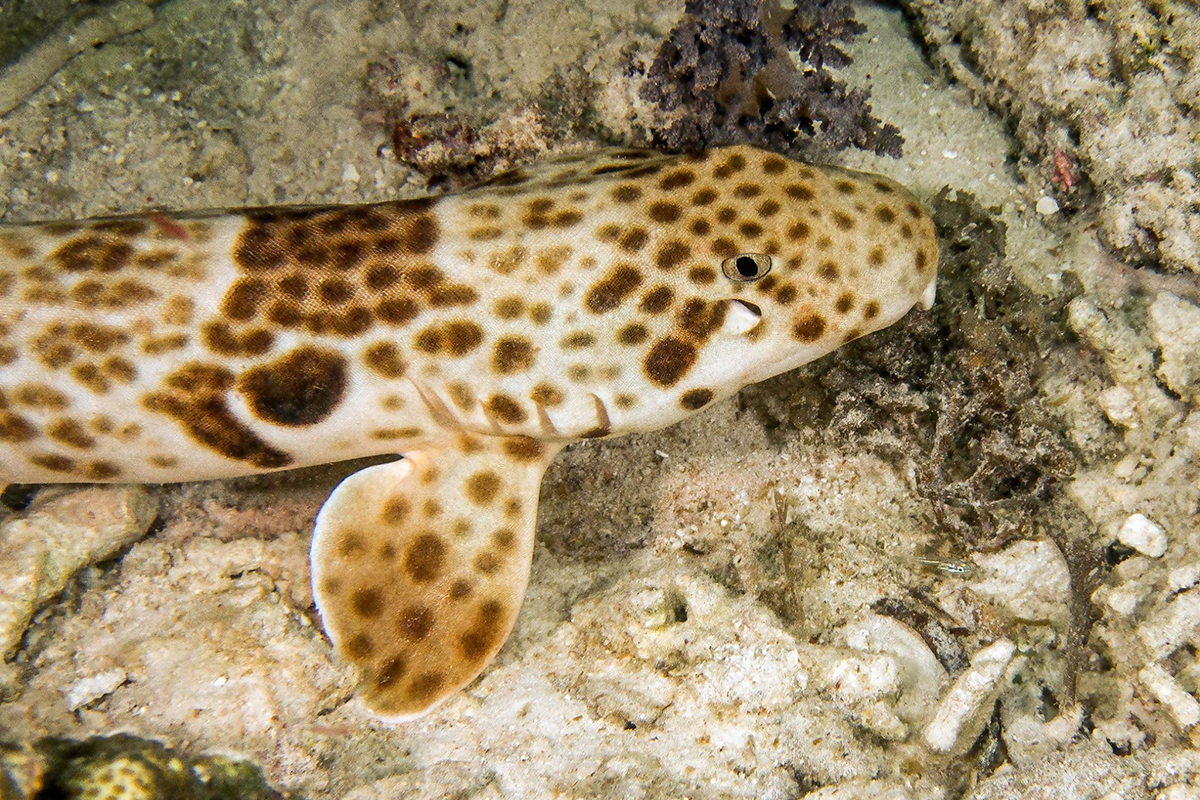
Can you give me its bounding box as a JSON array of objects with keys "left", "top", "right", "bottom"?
[
  {"left": 384, "top": 109, "right": 551, "bottom": 191},
  {"left": 640, "top": 0, "right": 903, "bottom": 157}
]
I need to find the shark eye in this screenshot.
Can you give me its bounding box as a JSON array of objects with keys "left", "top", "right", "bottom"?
[{"left": 722, "top": 253, "right": 771, "bottom": 282}]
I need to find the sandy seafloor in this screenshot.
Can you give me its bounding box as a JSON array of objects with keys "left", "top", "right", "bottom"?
[{"left": 3, "top": 0, "right": 1200, "bottom": 798}]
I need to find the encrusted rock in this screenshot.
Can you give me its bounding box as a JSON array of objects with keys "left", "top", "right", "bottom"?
[
  {"left": 898, "top": 0, "right": 1200, "bottom": 275},
  {"left": 0, "top": 487, "right": 157, "bottom": 662},
  {"left": 0, "top": 734, "right": 283, "bottom": 800},
  {"left": 969, "top": 540, "right": 1071, "bottom": 623},
  {"left": 1149, "top": 293, "right": 1200, "bottom": 402}
]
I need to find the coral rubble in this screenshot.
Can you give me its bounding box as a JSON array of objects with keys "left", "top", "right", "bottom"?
[{"left": 900, "top": 0, "right": 1200, "bottom": 274}]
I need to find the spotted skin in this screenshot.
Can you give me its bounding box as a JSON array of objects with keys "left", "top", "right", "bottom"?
[
  {"left": 0, "top": 145, "right": 938, "bottom": 719},
  {"left": 311, "top": 433, "right": 559, "bottom": 718}
]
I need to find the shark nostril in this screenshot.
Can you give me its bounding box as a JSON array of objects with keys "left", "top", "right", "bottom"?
[
  {"left": 920, "top": 278, "right": 937, "bottom": 311},
  {"left": 731, "top": 299, "right": 761, "bottom": 318}
]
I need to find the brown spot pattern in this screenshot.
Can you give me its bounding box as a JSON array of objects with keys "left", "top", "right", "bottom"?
[
  {"left": 680, "top": 389, "right": 714, "bottom": 410},
  {"left": 531, "top": 383, "right": 564, "bottom": 407},
  {"left": 487, "top": 394, "right": 526, "bottom": 424},
  {"left": 352, "top": 587, "right": 384, "bottom": 618},
  {"left": 402, "top": 533, "right": 446, "bottom": 583},
  {"left": 655, "top": 241, "right": 690, "bottom": 270},
  {"left": 400, "top": 606, "right": 435, "bottom": 641},
  {"left": 644, "top": 336, "right": 697, "bottom": 387},
  {"left": 364, "top": 342, "right": 407, "bottom": 378},
  {"left": 238, "top": 347, "right": 348, "bottom": 426},
  {"left": 617, "top": 323, "right": 649, "bottom": 345},
  {"left": 639, "top": 286, "right": 674, "bottom": 313},
  {"left": 382, "top": 496, "right": 411, "bottom": 524},
  {"left": 414, "top": 320, "right": 484, "bottom": 356},
  {"left": 460, "top": 600, "right": 506, "bottom": 662},
  {"left": 792, "top": 314, "right": 827, "bottom": 342},
  {"left": 466, "top": 471, "right": 502, "bottom": 505},
  {"left": 648, "top": 202, "right": 683, "bottom": 223},
  {"left": 492, "top": 336, "right": 536, "bottom": 375},
  {"left": 612, "top": 184, "right": 642, "bottom": 203},
  {"left": 0, "top": 412, "right": 37, "bottom": 443},
  {"left": 51, "top": 235, "right": 133, "bottom": 273},
  {"left": 144, "top": 364, "right": 293, "bottom": 469},
  {"left": 213, "top": 198, "right": 484, "bottom": 344},
  {"left": 48, "top": 419, "right": 95, "bottom": 449},
  {"left": 585, "top": 265, "right": 642, "bottom": 314},
  {"left": 502, "top": 437, "right": 544, "bottom": 461}
]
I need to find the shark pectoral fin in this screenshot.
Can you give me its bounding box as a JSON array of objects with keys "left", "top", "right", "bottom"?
[{"left": 310, "top": 434, "right": 563, "bottom": 720}]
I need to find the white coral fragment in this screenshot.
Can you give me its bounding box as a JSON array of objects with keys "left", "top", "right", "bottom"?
[
  {"left": 1139, "top": 664, "right": 1200, "bottom": 732},
  {"left": 922, "top": 639, "right": 1016, "bottom": 754},
  {"left": 840, "top": 614, "right": 946, "bottom": 728}
]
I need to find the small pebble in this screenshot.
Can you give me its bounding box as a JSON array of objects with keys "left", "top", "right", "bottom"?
[
  {"left": 1104, "top": 583, "right": 1145, "bottom": 617},
  {"left": 1169, "top": 563, "right": 1200, "bottom": 593},
  {"left": 1118, "top": 513, "right": 1168, "bottom": 558},
  {"left": 1036, "top": 196, "right": 1060, "bottom": 215},
  {"left": 67, "top": 669, "right": 128, "bottom": 711},
  {"left": 1098, "top": 384, "right": 1138, "bottom": 428}
]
